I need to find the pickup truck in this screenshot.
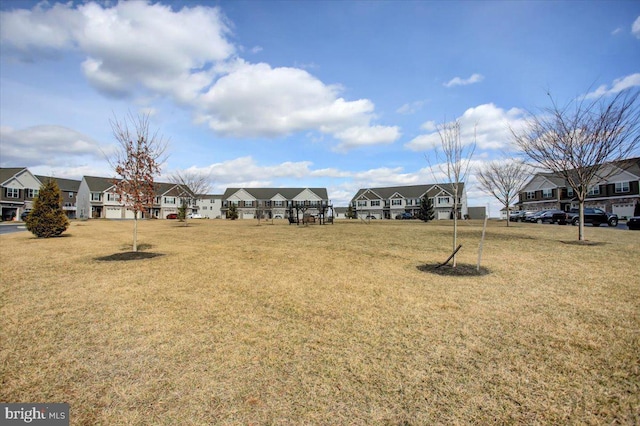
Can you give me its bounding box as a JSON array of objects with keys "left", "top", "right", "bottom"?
[{"left": 566, "top": 208, "right": 618, "bottom": 227}]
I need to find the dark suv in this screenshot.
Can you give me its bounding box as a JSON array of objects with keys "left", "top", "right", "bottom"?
[{"left": 567, "top": 208, "right": 618, "bottom": 227}]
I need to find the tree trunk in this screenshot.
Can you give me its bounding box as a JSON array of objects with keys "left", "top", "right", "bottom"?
[
  {"left": 133, "top": 212, "right": 138, "bottom": 252},
  {"left": 452, "top": 198, "right": 458, "bottom": 267},
  {"left": 578, "top": 200, "right": 585, "bottom": 241}
]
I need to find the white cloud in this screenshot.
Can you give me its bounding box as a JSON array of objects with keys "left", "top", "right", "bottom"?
[
  {"left": 1, "top": 2, "right": 234, "bottom": 101},
  {"left": 0, "top": 125, "right": 111, "bottom": 168},
  {"left": 405, "top": 103, "right": 528, "bottom": 151},
  {"left": 611, "top": 27, "right": 622, "bottom": 36},
  {"left": 197, "top": 61, "right": 399, "bottom": 150},
  {"left": 396, "top": 100, "right": 426, "bottom": 115},
  {"left": 633, "top": 16, "right": 640, "bottom": 38},
  {"left": 443, "top": 73, "right": 484, "bottom": 88},
  {"left": 1, "top": 2, "right": 395, "bottom": 152},
  {"left": 584, "top": 73, "right": 640, "bottom": 99}
]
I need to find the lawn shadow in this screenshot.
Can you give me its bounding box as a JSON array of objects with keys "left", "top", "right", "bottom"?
[
  {"left": 417, "top": 263, "right": 491, "bottom": 276},
  {"left": 95, "top": 252, "right": 164, "bottom": 261},
  {"left": 560, "top": 240, "right": 608, "bottom": 246}
]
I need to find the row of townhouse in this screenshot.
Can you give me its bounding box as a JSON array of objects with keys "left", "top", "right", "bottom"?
[
  {"left": 76, "top": 176, "right": 224, "bottom": 220},
  {"left": 3, "top": 166, "right": 470, "bottom": 222},
  {"left": 516, "top": 157, "right": 640, "bottom": 218},
  {"left": 0, "top": 168, "right": 80, "bottom": 221},
  {"left": 350, "top": 183, "right": 468, "bottom": 220},
  {"left": 220, "top": 188, "right": 330, "bottom": 220}
]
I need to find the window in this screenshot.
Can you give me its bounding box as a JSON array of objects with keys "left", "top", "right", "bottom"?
[
  {"left": 357, "top": 200, "right": 367, "bottom": 207},
  {"left": 542, "top": 189, "right": 553, "bottom": 198},
  {"left": 406, "top": 199, "right": 413, "bottom": 206},
  {"left": 244, "top": 200, "right": 253, "bottom": 207},
  {"left": 91, "top": 192, "right": 102, "bottom": 201},
  {"left": 391, "top": 199, "right": 402, "bottom": 206},
  {"left": 437, "top": 197, "right": 450, "bottom": 205},
  {"left": 107, "top": 193, "right": 119, "bottom": 201},
  {"left": 275, "top": 200, "right": 283, "bottom": 207},
  {"left": 69, "top": 192, "right": 74, "bottom": 198},
  {"left": 370, "top": 200, "right": 380, "bottom": 206},
  {"left": 5, "top": 188, "right": 19, "bottom": 198},
  {"left": 526, "top": 191, "right": 535, "bottom": 200},
  {"left": 588, "top": 186, "right": 600, "bottom": 196},
  {"left": 567, "top": 187, "right": 574, "bottom": 197},
  {"left": 164, "top": 197, "right": 176, "bottom": 204},
  {"left": 26, "top": 189, "right": 39, "bottom": 198},
  {"left": 615, "top": 181, "right": 630, "bottom": 193}
]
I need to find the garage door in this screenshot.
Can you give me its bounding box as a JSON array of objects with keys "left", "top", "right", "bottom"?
[
  {"left": 106, "top": 207, "right": 121, "bottom": 219},
  {"left": 437, "top": 210, "right": 450, "bottom": 220},
  {"left": 124, "top": 209, "right": 135, "bottom": 219},
  {"left": 613, "top": 203, "right": 635, "bottom": 219}
]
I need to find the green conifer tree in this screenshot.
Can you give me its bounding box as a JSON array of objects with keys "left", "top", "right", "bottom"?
[
  {"left": 418, "top": 196, "right": 435, "bottom": 222},
  {"left": 227, "top": 204, "right": 238, "bottom": 220},
  {"left": 346, "top": 205, "right": 354, "bottom": 219},
  {"left": 25, "top": 178, "right": 69, "bottom": 238},
  {"left": 178, "top": 200, "right": 188, "bottom": 221}
]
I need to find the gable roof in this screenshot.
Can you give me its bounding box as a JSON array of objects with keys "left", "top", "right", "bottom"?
[
  {"left": 35, "top": 176, "right": 81, "bottom": 192},
  {"left": 352, "top": 183, "right": 464, "bottom": 201},
  {"left": 222, "top": 187, "right": 328, "bottom": 200},
  {"left": 0, "top": 167, "right": 30, "bottom": 186},
  {"left": 83, "top": 176, "right": 116, "bottom": 192}
]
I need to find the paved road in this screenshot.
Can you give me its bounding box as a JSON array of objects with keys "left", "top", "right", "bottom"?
[{"left": 0, "top": 224, "right": 27, "bottom": 235}]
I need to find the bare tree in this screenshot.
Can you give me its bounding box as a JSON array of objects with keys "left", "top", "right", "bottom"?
[
  {"left": 109, "top": 113, "right": 168, "bottom": 251},
  {"left": 171, "top": 171, "right": 212, "bottom": 226},
  {"left": 433, "top": 120, "right": 476, "bottom": 267},
  {"left": 476, "top": 160, "right": 531, "bottom": 227},
  {"left": 512, "top": 88, "right": 640, "bottom": 241}
]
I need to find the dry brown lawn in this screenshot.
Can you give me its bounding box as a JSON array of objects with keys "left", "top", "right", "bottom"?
[{"left": 1, "top": 219, "right": 639, "bottom": 425}]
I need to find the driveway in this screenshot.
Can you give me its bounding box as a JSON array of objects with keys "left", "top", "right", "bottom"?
[{"left": 0, "top": 223, "right": 27, "bottom": 235}]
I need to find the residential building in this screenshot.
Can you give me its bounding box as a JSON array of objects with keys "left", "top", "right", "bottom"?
[
  {"left": 333, "top": 207, "right": 349, "bottom": 219},
  {"left": 0, "top": 167, "right": 41, "bottom": 221},
  {"left": 517, "top": 157, "right": 640, "bottom": 218},
  {"left": 196, "top": 194, "right": 223, "bottom": 219},
  {"left": 76, "top": 176, "right": 191, "bottom": 219},
  {"left": 221, "top": 188, "right": 329, "bottom": 219},
  {"left": 35, "top": 176, "right": 80, "bottom": 219},
  {"left": 351, "top": 183, "right": 467, "bottom": 220}
]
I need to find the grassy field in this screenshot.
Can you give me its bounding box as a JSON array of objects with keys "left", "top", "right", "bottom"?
[{"left": 1, "top": 218, "right": 639, "bottom": 425}]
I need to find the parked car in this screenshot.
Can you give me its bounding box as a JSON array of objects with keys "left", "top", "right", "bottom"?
[
  {"left": 526, "top": 210, "right": 547, "bottom": 223},
  {"left": 395, "top": 212, "right": 413, "bottom": 220},
  {"left": 187, "top": 213, "right": 203, "bottom": 219},
  {"left": 536, "top": 209, "right": 568, "bottom": 224},
  {"left": 566, "top": 208, "right": 618, "bottom": 227},
  {"left": 509, "top": 210, "right": 533, "bottom": 222},
  {"left": 627, "top": 216, "right": 640, "bottom": 230},
  {"left": 21, "top": 210, "right": 31, "bottom": 221},
  {"left": 365, "top": 215, "right": 376, "bottom": 219},
  {"left": 166, "top": 213, "right": 178, "bottom": 219}
]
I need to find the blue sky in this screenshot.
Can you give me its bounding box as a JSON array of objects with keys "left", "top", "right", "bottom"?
[{"left": 1, "top": 0, "right": 639, "bottom": 214}]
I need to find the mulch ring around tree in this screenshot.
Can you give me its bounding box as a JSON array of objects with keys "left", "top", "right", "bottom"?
[
  {"left": 417, "top": 263, "right": 491, "bottom": 276},
  {"left": 95, "top": 252, "right": 164, "bottom": 262}
]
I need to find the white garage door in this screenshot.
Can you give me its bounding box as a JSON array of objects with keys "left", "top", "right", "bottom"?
[
  {"left": 437, "top": 210, "right": 450, "bottom": 220},
  {"left": 106, "top": 207, "right": 121, "bottom": 219},
  {"left": 124, "top": 209, "right": 135, "bottom": 219},
  {"left": 613, "top": 203, "right": 635, "bottom": 219},
  {"left": 242, "top": 212, "right": 254, "bottom": 219}
]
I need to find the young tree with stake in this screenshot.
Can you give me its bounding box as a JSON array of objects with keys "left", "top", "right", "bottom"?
[{"left": 432, "top": 120, "right": 476, "bottom": 267}]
